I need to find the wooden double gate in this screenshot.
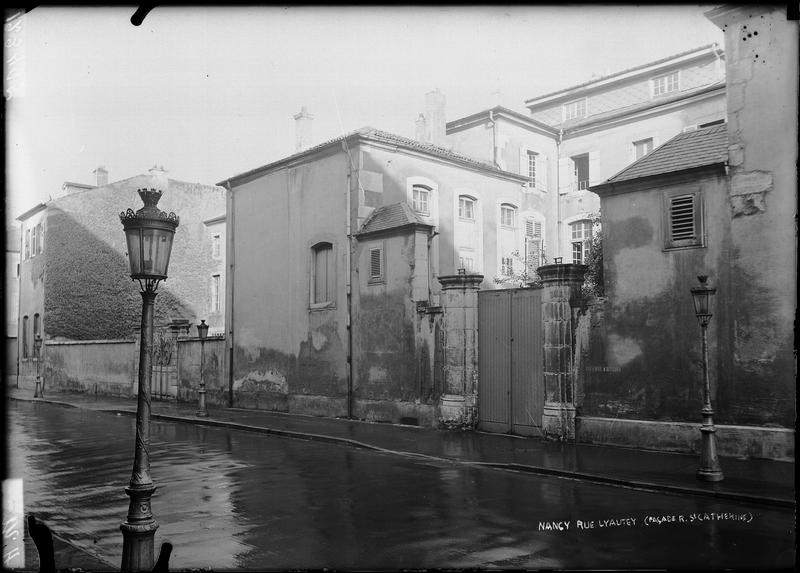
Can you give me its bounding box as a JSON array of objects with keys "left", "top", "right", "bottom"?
[{"left": 477, "top": 287, "right": 544, "bottom": 436}]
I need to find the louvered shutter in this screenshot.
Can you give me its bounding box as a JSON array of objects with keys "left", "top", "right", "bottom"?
[
  {"left": 369, "top": 247, "right": 382, "bottom": 280},
  {"left": 558, "top": 157, "right": 572, "bottom": 193},
  {"left": 538, "top": 155, "right": 548, "bottom": 192},
  {"left": 588, "top": 151, "right": 601, "bottom": 186},
  {"left": 670, "top": 195, "right": 696, "bottom": 241}
]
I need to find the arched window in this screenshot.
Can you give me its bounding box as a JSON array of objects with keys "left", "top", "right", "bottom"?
[
  {"left": 500, "top": 203, "right": 517, "bottom": 228},
  {"left": 311, "top": 242, "right": 334, "bottom": 305},
  {"left": 458, "top": 195, "right": 476, "bottom": 220},
  {"left": 412, "top": 185, "right": 431, "bottom": 215}
]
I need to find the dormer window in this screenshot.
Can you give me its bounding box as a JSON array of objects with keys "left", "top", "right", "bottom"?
[
  {"left": 652, "top": 71, "right": 679, "bottom": 97},
  {"left": 563, "top": 98, "right": 587, "bottom": 121}
]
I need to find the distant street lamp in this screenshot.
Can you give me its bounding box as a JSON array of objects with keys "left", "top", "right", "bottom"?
[
  {"left": 33, "top": 334, "right": 43, "bottom": 398},
  {"left": 690, "top": 275, "right": 724, "bottom": 482},
  {"left": 196, "top": 319, "right": 209, "bottom": 417},
  {"left": 119, "top": 175, "right": 179, "bottom": 572}
]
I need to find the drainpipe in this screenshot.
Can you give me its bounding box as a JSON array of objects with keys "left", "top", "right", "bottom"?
[
  {"left": 556, "top": 128, "right": 564, "bottom": 258},
  {"left": 344, "top": 141, "right": 354, "bottom": 419},
  {"left": 225, "top": 181, "right": 235, "bottom": 408}
]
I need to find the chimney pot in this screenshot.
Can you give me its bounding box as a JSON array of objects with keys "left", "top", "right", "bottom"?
[
  {"left": 425, "top": 89, "right": 447, "bottom": 147},
  {"left": 93, "top": 166, "right": 109, "bottom": 187},
  {"left": 294, "top": 106, "right": 314, "bottom": 151}
]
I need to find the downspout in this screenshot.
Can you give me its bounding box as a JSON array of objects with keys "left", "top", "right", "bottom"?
[
  {"left": 556, "top": 128, "right": 564, "bottom": 258},
  {"left": 225, "top": 181, "right": 235, "bottom": 408},
  {"left": 344, "top": 141, "right": 354, "bottom": 419}
]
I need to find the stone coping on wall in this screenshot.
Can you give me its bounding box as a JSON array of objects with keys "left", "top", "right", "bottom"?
[
  {"left": 438, "top": 273, "right": 484, "bottom": 290},
  {"left": 45, "top": 338, "right": 136, "bottom": 346},
  {"left": 537, "top": 263, "right": 588, "bottom": 284}
]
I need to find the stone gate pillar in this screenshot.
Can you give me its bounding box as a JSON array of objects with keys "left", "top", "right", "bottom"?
[
  {"left": 538, "top": 263, "right": 587, "bottom": 440},
  {"left": 438, "top": 273, "right": 483, "bottom": 428}
]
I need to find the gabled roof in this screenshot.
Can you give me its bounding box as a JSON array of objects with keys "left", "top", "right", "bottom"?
[
  {"left": 356, "top": 202, "right": 432, "bottom": 237},
  {"left": 219, "top": 126, "right": 529, "bottom": 187},
  {"left": 446, "top": 105, "right": 558, "bottom": 136},
  {"left": 595, "top": 123, "right": 728, "bottom": 192}
]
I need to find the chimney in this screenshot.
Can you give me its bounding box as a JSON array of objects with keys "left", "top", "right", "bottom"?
[
  {"left": 491, "top": 89, "right": 505, "bottom": 108},
  {"left": 415, "top": 113, "right": 428, "bottom": 143},
  {"left": 93, "top": 166, "right": 108, "bottom": 187},
  {"left": 294, "top": 106, "right": 314, "bottom": 151},
  {"left": 147, "top": 165, "right": 169, "bottom": 191},
  {"left": 425, "top": 89, "right": 446, "bottom": 147}
]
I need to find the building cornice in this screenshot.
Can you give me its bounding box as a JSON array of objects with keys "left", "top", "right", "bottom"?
[
  {"left": 16, "top": 202, "right": 48, "bottom": 222},
  {"left": 561, "top": 83, "right": 726, "bottom": 139},
  {"left": 525, "top": 44, "right": 722, "bottom": 109}
]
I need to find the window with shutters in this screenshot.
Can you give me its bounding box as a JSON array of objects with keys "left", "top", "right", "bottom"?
[
  {"left": 311, "top": 242, "right": 335, "bottom": 306},
  {"left": 664, "top": 191, "right": 703, "bottom": 249},
  {"left": 572, "top": 154, "right": 590, "bottom": 191},
  {"left": 501, "top": 257, "right": 514, "bottom": 276},
  {"left": 24, "top": 229, "right": 30, "bottom": 260},
  {"left": 37, "top": 223, "right": 44, "bottom": 254},
  {"left": 211, "top": 274, "right": 221, "bottom": 312},
  {"left": 527, "top": 151, "right": 538, "bottom": 186},
  {"left": 525, "top": 218, "right": 544, "bottom": 272},
  {"left": 22, "top": 315, "right": 29, "bottom": 359},
  {"left": 368, "top": 246, "right": 384, "bottom": 284}
]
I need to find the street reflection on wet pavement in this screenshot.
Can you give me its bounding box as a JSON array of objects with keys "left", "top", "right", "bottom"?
[{"left": 8, "top": 400, "right": 795, "bottom": 570}]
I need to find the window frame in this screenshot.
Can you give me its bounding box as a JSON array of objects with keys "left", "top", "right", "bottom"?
[
  {"left": 526, "top": 150, "right": 538, "bottom": 186},
  {"left": 458, "top": 195, "right": 476, "bottom": 221},
  {"left": 367, "top": 244, "right": 385, "bottom": 285},
  {"left": 563, "top": 98, "right": 587, "bottom": 121},
  {"left": 211, "top": 274, "right": 221, "bottom": 312},
  {"left": 663, "top": 189, "right": 704, "bottom": 251},
  {"left": 652, "top": 71, "right": 680, "bottom": 97},
  {"left": 22, "top": 315, "right": 29, "bottom": 359},
  {"left": 212, "top": 234, "right": 221, "bottom": 258},
  {"left": 570, "top": 219, "right": 593, "bottom": 265},
  {"left": 500, "top": 203, "right": 517, "bottom": 229},
  {"left": 633, "top": 138, "right": 654, "bottom": 160},
  {"left": 572, "top": 154, "right": 591, "bottom": 191},
  {"left": 412, "top": 185, "right": 431, "bottom": 216},
  {"left": 310, "top": 242, "right": 336, "bottom": 308}
]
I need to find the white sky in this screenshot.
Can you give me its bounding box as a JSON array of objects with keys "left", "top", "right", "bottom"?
[{"left": 5, "top": 5, "right": 724, "bottom": 220}]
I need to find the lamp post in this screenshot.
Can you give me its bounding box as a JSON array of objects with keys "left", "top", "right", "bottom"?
[
  {"left": 119, "top": 174, "right": 179, "bottom": 572},
  {"left": 33, "top": 334, "right": 43, "bottom": 398},
  {"left": 690, "top": 275, "right": 724, "bottom": 482},
  {"left": 196, "top": 319, "right": 209, "bottom": 417}
]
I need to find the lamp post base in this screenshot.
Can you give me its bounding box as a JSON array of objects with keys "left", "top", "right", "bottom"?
[
  {"left": 120, "top": 484, "right": 159, "bottom": 572},
  {"left": 196, "top": 389, "right": 208, "bottom": 417},
  {"left": 34, "top": 377, "right": 42, "bottom": 399},
  {"left": 697, "top": 418, "right": 724, "bottom": 482}
]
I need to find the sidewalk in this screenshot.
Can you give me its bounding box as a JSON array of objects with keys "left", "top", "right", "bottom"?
[{"left": 8, "top": 387, "right": 795, "bottom": 509}]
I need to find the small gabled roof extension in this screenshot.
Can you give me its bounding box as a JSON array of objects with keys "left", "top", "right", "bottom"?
[
  {"left": 356, "top": 202, "right": 432, "bottom": 238},
  {"left": 593, "top": 123, "right": 728, "bottom": 195}
]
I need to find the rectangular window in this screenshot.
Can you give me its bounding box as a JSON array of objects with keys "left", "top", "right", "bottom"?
[
  {"left": 458, "top": 253, "right": 474, "bottom": 272},
  {"left": 527, "top": 151, "right": 538, "bottom": 186},
  {"left": 500, "top": 205, "right": 516, "bottom": 228},
  {"left": 25, "top": 229, "right": 30, "bottom": 259},
  {"left": 368, "top": 247, "right": 384, "bottom": 283},
  {"left": 501, "top": 257, "right": 514, "bottom": 276},
  {"left": 665, "top": 192, "right": 703, "bottom": 249},
  {"left": 312, "top": 243, "right": 335, "bottom": 305},
  {"left": 31, "top": 226, "right": 37, "bottom": 257},
  {"left": 211, "top": 274, "right": 221, "bottom": 312},
  {"left": 633, "top": 138, "right": 654, "bottom": 160},
  {"left": 22, "top": 316, "right": 28, "bottom": 359},
  {"left": 212, "top": 234, "right": 221, "bottom": 258},
  {"left": 563, "top": 98, "right": 587, "bottom": 121},
  {"left": 458, "top": 197, "right": 475, "bottom": 220},
  {"left": 571, "top": 220, "right": 593, "bottom": 264},
  {"left": 413, "top": 187, "right": 430, "bottom": 215},
  {"left": 572, "top": 154, "right": 590, "bottom": 191},
  {"left": 37, "top": 224, "right": 43, "bottom": 254},
  {"left": 653, "top": 71, "right": 679, "bottom": 96}
]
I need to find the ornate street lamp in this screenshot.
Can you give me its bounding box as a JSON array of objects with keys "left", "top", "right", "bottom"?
[
  {"left": 33, "top": 334, "right": 43, "bottom": 398},
  {"left": 119, "top": 173, "right": 179, "bottom": 572},
  {"left": 690, "top": 275, "right": 724, "bottom": 482},
  {"left": 196, "top": 319, "right": 209, "bottom": 417}
]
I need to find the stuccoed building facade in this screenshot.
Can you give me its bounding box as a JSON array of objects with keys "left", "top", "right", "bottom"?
[
  {"left": 582, "top": 4, "right": 796, "bottom": 461},
  {"left": 445, "top": 44, "right": 727, "bottom": 266},
  {"left": 14, "top": 167, "right": 226, "bottom": 400},
  {"left": 220, "top": 126, "right": 542, "bottom": 426}
]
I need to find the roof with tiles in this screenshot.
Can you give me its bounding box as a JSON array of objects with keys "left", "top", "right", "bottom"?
[
  {"left": 598, "top": 123, "right": 728, "bottom": 188},
  {"left": 356, "top": 202, "right": 431, "bottom": 236},
  {"left": 220, "top": 126, "right": 527, "bottom": 186}
]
